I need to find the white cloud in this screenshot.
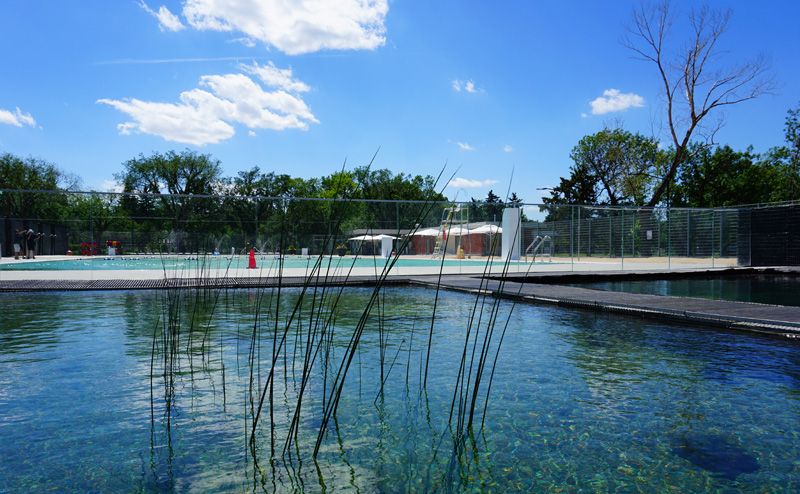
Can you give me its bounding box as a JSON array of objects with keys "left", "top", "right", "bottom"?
[
  {"left": 448, "top": 139, "right": 475, "bottom": 151},
  {"left": 240, "top": 61, "right": 310, "bottom": 93},
  {"left": 589, "top": 89, "right": 644, "bottom": 115},
  {"left": 503, "top": 145, "right": 513, "bottom": 152},
  {"left": 98, "top": 62, "right": 317, "bottom": 146},
  {"left": 102, "top": 180, "right": 123, "bottom": 193},
  {"left": 448, "top": 178, "right": 499, "bottom": 188},
  {"left": 230, "top": 37, "right": 256, "bottom": 48},
  {"left": 139, "top": 1, "right": 186, "bottom": 32},
  {"left": 452, "top": 79, "right": 480, "bottom": 93},
  {"left": 182, "top": 0, "right": 388, "bottom": 55},
  {"left": 248, "top": 130, "right": 256, "bottom": 137},
  {"left": 0, "top": 107, "right": 36, "bottom": 127}
]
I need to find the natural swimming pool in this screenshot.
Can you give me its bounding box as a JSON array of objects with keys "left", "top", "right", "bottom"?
[
  {"left": 1, "top": 286, "right": 799, "bottom": 492},
  {"left": 568, "top": 274, "right": 800, "bottom": 307}
]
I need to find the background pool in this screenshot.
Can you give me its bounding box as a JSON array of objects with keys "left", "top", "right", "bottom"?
[
  {"left": 1, "top": 287, "right": 799, "bottom": 492},
  {"left": 0, "top": 254, "right": 524, "bottom": 271}
]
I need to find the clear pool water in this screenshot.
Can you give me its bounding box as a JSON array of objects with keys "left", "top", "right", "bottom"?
[
  {"left": 1, "top": 287, "right": 799, "bottom": 492},
  {"left": 0, "top": 254, "right": 521, "bottom": 271},
  {"left": 569, "top": 275, "right": 800, "bottom": 307}
]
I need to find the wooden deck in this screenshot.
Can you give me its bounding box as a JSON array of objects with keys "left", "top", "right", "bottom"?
[{"left": 406, "top": 274, "right": 800, "bottom": 338}]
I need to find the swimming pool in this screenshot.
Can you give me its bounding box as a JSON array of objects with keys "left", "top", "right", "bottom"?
[
  {"left": 1, "top": 286, "right": 798, "bottom": 492},
  {"left": 569, "top": 274, "right": 800, "bottom": 307},
  {"left": 0, "top": 254, "right": 526, "bottom": 271}
]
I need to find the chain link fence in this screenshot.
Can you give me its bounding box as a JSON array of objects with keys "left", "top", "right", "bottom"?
[{"left": 3, "top": 189, "right": 788, "bottom": 269}]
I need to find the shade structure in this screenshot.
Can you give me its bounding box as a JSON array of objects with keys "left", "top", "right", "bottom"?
[
  {"left": 410, "top": 228, "right": 442, "bottom": 237},
  {"left": 469, "top": 224, "right": 502, "bottom": 235},
  {"left": 347, "top": 234, "right": 398, "bottom": 242},
  {"left": 441, "top": 225, "right": 502, "bottom": 236}
]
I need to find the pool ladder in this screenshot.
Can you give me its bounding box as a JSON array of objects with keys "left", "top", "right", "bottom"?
[
  {"left": 432, "top": 206, "right": 457, "bottom": 259},
  {"left": 525, "top": 235, "right": 552, "bottom": 262}
]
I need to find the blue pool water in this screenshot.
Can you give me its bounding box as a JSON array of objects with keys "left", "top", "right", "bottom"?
[
  {"left": 0, "top": 254, "right": 523, "bottom": 271},
  {"left": 1, "top": 287, "right": 799, "bottom": 492}
]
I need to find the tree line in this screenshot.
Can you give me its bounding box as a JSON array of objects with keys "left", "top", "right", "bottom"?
[
  {"left": 0, "top": 150, "right": 455, "bottom": 245},
  {"left": 541, "top": 101, "right": 800, "bottom": 220}
]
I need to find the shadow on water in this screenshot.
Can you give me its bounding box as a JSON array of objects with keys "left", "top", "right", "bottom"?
[{"left": 672, "top": 433, "right": 760, "bottom": 480}]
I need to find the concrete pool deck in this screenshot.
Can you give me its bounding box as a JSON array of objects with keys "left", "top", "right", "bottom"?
[
  {"left": 1, "top": 254, "right": 797, "bottom": 338},
  {"left": 0, "top": 254, "right": 739, "bottom": 280}
]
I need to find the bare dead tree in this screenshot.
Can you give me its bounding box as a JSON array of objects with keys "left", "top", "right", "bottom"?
[{"left": 623, "top": 0, "right": 776, "bottom": 207}]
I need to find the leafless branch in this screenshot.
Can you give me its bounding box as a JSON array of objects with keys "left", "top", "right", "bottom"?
[{"left": 623, "top": 1, "right": 777, "bottom": 207}]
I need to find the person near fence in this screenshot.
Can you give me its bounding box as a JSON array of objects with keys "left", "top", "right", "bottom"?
[
  {"left": 26, "top": 229, "right": 41, "bottom": 259},
  {"left": 13, "top": 229, "right": 24, "bottom": 260}
]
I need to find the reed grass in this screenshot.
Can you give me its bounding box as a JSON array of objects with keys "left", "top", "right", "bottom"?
[{"left": 142, "top": 166, "right": 529, "bottom": 490}]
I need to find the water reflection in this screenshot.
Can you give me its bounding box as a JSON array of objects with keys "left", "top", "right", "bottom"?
[{"left": 571, "top": 274, "right": 800, "bottom": 307}]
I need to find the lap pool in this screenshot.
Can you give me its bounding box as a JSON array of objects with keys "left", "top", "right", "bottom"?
[
  {"left": 0, "top": 254, "right": 532, "bottom": 271},
  {"left": 1, "top": 286, "right": 798, "bottom": 492}
]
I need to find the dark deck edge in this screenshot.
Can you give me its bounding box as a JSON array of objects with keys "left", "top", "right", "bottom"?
[{"left": 487, "top": 266, "right": 800, "bottom": 284}]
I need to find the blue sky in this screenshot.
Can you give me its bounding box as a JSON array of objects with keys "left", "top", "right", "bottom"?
[{"left": 1, "top": 0, "right": 798, "bottom": 217}]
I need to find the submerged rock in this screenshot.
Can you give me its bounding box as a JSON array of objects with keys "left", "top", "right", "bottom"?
[{"left": 672, "top": 434, "right": 759, "bottom": 480}]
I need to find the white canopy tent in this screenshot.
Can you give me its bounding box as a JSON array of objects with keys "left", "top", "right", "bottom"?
[
  {"left": 411, "top": 225, "right": 502, "bottom": 236},
  {"left": 410, "top": 228, "right": 442, "bottom": 237},
  {"left": 469, "top": 224, "right": 502, "bottom": 235},
  {"left": 347, "top": 234, "right": 398, "bottom": 242},
  {"left": 347, "top": 234, "right": 398, "bottom": 258}
]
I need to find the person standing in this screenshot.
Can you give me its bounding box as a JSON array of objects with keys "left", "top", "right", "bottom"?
[
  {"left": 26, "top": 229, "right": 41, "bottom": 259},
  {"left": 13, "top": 229, "right": 24, "bottom": 259}
]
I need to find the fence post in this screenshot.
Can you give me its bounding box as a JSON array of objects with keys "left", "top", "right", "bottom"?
[
  {"left": 89, "top": 193, "right": 94, "bottom": 257},
  {"left": 712, "top": 208, "right": 715, "bottom": 268},
  {"left": 687, "top": 210, "right": 691, "bottom": 257},
  {"left": 720, "top": 209, "right": 724, "bottom": 262},
  {"left": 577, "top": 206, "right": 581, "bottom": 261},
  {"left": 621, "top": 207, "right": 625, "bottom": 271},
  {"left": 588, "top": 216, "right": 592, "bottom": 256},
  {"left": 570, "top": 205, "right": 574, "bottom": 271}
]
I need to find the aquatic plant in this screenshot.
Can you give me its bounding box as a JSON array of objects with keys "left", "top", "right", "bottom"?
[{"left": 140, "top": 164, "right": 537, "bottom": 490}]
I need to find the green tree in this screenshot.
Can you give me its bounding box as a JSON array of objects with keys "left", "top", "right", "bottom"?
[
  {"left": 482, "top": 190, "right": 504, "bottom": 222},
  {"left": 469, "top": 190, "right": 525, "bottom": 222},
  {"left": 541, "top": 128, "right": 664, "bottom": 221},
  {"left": 66, "top": 193, "right": 133, "bottom": 246},
  {"left": 786, "top": 101, "right": 800, "bottom": 164},
  {"left": 0, "top": 153, "right": 79, "bottom": 220},
  {"left": 671, "top": 145, "right": 765, "bottom": 207},
  {"left": 115, "top": 150, "right": 223, "bottom": 234},
  {"left": 351, "top": 167, "right": 446, "bottom": 230},
  {"left": 671, "top": 124, "right": 799, "bottom": 208},
  {"left": 568, "top": 127, "right": 663, "bottom": 206},
  {"left": 225, "top": 166, "right": 295, "bottom": 239},
  {"left": 748, "top": 101, "right": 800, "bottom": 203}
]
